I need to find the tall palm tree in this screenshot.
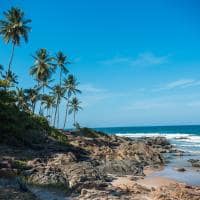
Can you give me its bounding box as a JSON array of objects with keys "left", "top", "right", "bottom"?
[
  {"left": 52, "top": 84, "right": 65, "bottom": 127},
  {"left": 15, "top": 87, "right": 28, "bottom": 111},
  {"left": 24, "top": 87, "right": 39, "bottom": 114},
  {"left": 69, "top": 97, "right": 82, "bottom": 126},
  {"left": 41, "top": 94, "right": 55, "bottom": 121},
  {"left": 63, "top": 74, "right": 81, "bottom": 129},
  {"left": 0, "top": 7, "right": 31, "bottom": 72},
  {"left": 55, "top": 51, "right": 69, "bottom": 86},
  {"left": 30, "top": 48, "right": 55, "bottom": 113}
]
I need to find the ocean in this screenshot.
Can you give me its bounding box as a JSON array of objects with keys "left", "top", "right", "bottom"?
[{"left": 95, "top": 125, "right": 200, "bottom": 185}]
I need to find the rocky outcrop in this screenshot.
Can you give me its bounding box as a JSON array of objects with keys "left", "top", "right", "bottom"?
[
  {"left": 115, "top": 141, "right": 164, "bottom": 165},
  {"left": 188, "top": 159, "right": 200, "bottom": 168},
  {"left": 76, "top": 183, "right": 200, "bottom": 200},
  {"left": 0, "top": 130, "right": 179, "bottom": 198},
  {"left": 152, "top": 183, "right": 200, "bottom": 200},
  {"left": 76, "top": 183, "right": 151, "bottom": 200},
  {"left": 26, "top": 153, "right": 109, "bottom": 193},
  {"left": 20, "top": 133, "right": 166, "bottom": 194}
]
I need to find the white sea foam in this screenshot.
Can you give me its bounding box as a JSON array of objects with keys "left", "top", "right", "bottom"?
[{"left": 116, "top": 133, "right": 192, "bottom": 140}]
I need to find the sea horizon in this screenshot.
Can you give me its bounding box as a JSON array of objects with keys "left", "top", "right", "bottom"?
[{"left": 95, "top": 124, "right": 200, "bottom": 135}]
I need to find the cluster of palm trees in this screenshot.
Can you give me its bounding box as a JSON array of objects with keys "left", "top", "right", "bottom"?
[{"left": 0, "top": 7, "right": 82, "bottom": 129}]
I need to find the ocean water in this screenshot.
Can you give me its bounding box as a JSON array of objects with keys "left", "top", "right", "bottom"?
[{"left": 95, "top": 125, "right": 200, "bottom": 185}]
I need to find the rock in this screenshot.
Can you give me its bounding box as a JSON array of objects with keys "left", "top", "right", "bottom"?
[
  {"left": 27, "top": 158, "right": 42, "bottom": 167},
  {"left": 115, "top": 142, "right": 164, "bottom": 165},
  {"left": 99, "top": 160, "right": 144, "bottom": 176},
  {"left": 173, "top": 152, "right": 184, "bottom": 156},
  {"left": 145, "top": 137, "right": 170, "bottom": 147},
  {"left": 188, "top": 159, "right": 200, "bottom": 168},
  {"left": 152, "top": 183, "right": 200, "bottom": 200},
  {"left": 175, "top": 167, "right": 186, "bottom": 172},
  {"left": 0, "top": 168, "right": 18, "bottom": 178}
]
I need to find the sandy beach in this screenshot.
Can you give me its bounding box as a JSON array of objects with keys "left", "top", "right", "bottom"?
[{"left": 112, "top": 166, "right": 178, "bottom": 190}]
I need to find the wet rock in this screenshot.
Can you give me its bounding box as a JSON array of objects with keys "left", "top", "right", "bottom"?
[
  {"left": 175, "top": 167, "right": 186, "bottom": 172},
  {"left": 188, "top": 159, "right": 200, "bottom": 168}
]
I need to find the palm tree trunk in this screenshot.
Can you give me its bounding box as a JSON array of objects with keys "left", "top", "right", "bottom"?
[
  {"left": 32, "top": 102, "right": 35, "bottom": 114},
  {"left": 8, "top": 43, "right": 15, "bottom": 72},
  {"left": 50, "top": 107, "right": 53, "bottom": 125},
  {"left": 57, "top": 104, "right": 60, "bottom": 128},
  {"left": 53, "top": 97, "right": 58, "bottom": 127},
  {"left": 63, "top": 99, "right": 69, "bottom": 130},
  {"left": 73, "top": 111, "right": 76, "bottom": 126},
  {"left": 39, "top": 85, "right": 45, "bottom": 115},
  {"left": 59, "top": 68, "right": 62, "bottom": 86},
  {"left": 47, "top": 108, "right": 49, "bottom": 121}
]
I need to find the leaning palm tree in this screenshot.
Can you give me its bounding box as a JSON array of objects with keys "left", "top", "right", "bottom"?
[
  {"left": 0, "top": 7, "right": 31, "bottom": 72},
  {"left": 63, "top": 74, "right": 81, "bottom": 129},
  {"left": 24, "top": 87, "right": 39, "bottom": 114},
  {"left": 52, "top": 84, "right": 65, "bottom": 127},
  {"left": 55, "top": 51, "right": 69, "bottom": 86},
  {"left": 15, "top": 87, "right": 28, "bottom": 111},
  {"left": 69, "top": 97, "right": 82, "bottom": 126},
  {"left": 30, "top": 48, "right": 55, "bottom": 113}
]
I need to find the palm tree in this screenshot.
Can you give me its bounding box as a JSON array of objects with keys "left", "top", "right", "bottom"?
[
  {"left": 30, "top": 49, "right": 55, "bottom": 88},
  {"left": 69, "top": 97, "right": 82, "bottom": 126},
  {"left": 2, "top": 70, "right": 18, "bottom": 89},
  {"left": 0, "top": 65, "right": 3, "bottom": 77},
  {"left": 41, "top": 95, "right": 55, "bottom": 121},
  {"left": 24, "top": 87, "right": 39, "bottom": 114},
  {"left": 15, "top": 87, "right": 28, "bottom": 111},
  {"left": 63, "top": 74, "right": 81, "bottom": 129},
  {"left": 0, "top": 7, "right": 31, "bottom": 72},
  {"left": 55, "top": 51, "right": 69, "bottom": 86},
  {"left": 30, "top": 48, "right": 55, "bottom": 113},
  {"left": 52, "top": 85, "right": 65, "bottom": 127}
]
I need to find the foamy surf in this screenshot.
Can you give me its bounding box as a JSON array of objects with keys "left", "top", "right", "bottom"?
[{"left": 115, "top": 132, "right": 200, "bottom": 154}]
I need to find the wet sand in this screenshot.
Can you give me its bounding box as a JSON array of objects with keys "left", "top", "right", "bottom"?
[
  {"left": 136, "top": 176, "right": 177, "bottom": 188},
  {"left": 112, "top": 175, "right": 177, "bottom": 189}
]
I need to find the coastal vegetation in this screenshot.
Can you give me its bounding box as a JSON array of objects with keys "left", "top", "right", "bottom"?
[{"left": 0, "top": 6, "right": 82, "bottom": 141}]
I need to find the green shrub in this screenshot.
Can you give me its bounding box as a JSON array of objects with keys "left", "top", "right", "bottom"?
[{"left": 79, "top": 127, "right": 109, "bottom": 138}]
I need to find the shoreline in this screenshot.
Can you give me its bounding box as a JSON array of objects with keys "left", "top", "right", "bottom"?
[{"left": 112, "top": 165, "right": 180, "bottom": 190}]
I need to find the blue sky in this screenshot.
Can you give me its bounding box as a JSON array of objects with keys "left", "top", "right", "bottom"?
[{"left": 1, "top": 0, "right": 200, "bottom": 127}]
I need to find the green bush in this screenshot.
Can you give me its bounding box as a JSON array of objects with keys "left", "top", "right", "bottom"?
[
  {"left": 79, "top": 127, "right": 109, "bottom": 138},
  {"left": 0, "top": 89, "right": 69, "bottom": 147}
]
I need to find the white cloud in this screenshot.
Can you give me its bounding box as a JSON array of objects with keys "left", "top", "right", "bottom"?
[
  {"left": 79, "top": 84, "right": 107, "bottom": 93},
  {"left": 100, "top": 52, "right": 168, "bottom": 67},
  {"left": 153, "top": 79, "right": 200, "bottom": 92},
  {"left": 123, "top": 100, "right": 173, "bottom": 111},
  {"left": 166, "top": 79, "right": 195, "bottom": 89},
  {"left": 79, "top": 83, "right": 126, "bottom": 108},
  {"left": 79, "top": 83, "right": 111, "bottom": 107},
  {"left": 131, "top": 52, "right": 168, "bottom": 67}
]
